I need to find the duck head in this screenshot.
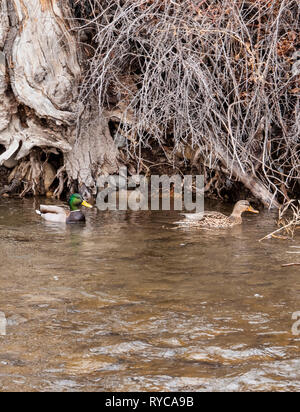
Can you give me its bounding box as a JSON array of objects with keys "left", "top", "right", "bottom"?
[
  {"left": 231, "top": 200, "right": 259, "bottom": 218},
  {"left": 69, "top": 194, "right": 93, "bottom": 211}
]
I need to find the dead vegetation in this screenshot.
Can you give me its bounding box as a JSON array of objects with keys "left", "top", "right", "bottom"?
[
  {"left": 0, "top": 148, "right": 64, "bottom": 198},
  {"left": 259, "top": 199, "right": 300, "bottom": 241},
  {"left": 69, "top": 0, "right": 299, "bottom": 207},
  {"left": 0, "top": 0, "right": 299, "bottom": 204}
]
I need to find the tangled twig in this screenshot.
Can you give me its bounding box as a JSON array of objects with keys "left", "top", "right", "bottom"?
[
  {"left": 70, "top": 0, "right": 300, "bottom": 203},
  {"left": 259, "top": 199, "right": 300, "bottom": 241}
]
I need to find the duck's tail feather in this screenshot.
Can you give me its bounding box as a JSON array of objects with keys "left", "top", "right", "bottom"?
[{"left": 36, "top": 210, "right": 42, "bottom": 216}]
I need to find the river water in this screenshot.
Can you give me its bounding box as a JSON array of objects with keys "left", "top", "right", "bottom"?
[{"left": 0, "top": 198, "right": 299, "bottom": 392}]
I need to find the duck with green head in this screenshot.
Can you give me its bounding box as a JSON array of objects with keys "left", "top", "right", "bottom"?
[{"left": 36, "top": 193, "right": 93, "bottom": 223}]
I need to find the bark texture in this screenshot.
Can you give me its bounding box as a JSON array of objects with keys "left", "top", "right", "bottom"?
[{"left": 0, "top": 0, "right": 117, "bottom": 196}]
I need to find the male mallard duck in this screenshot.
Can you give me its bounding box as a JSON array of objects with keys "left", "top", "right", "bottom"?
[
  {"left": 36, "top": 193, "right": 92, "bottom": 223},
  {"left": 178, "top": 200, "right": 259, "bottom": 229}
]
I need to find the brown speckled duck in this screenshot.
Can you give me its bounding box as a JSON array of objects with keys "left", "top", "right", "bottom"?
[{"left": 178, "top": 200, "right": 259, "bottom": 229}]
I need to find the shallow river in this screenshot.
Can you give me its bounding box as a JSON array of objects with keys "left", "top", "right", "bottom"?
[{"left": 0, "top": 198, "right": 300, "bottom": 391}]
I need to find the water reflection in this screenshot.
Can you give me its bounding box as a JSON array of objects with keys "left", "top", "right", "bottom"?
[{"left": 0, "top": 199, "right": 299, "bottom": 391}]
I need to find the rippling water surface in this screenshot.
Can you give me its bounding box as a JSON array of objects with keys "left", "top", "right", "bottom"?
[{"left": 0, "top": 198, "right": 300, "bottom": 391}]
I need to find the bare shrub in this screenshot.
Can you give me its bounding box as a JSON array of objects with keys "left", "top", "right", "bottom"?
[
  {"left": 70, "top": 0, "right": 300, "bottom": 204},
  {"left": 277, "top": 199, "right": 300, "bottom": 238},
  {"left": 259, "top": 199, "right": 300, "bottom": 241}
]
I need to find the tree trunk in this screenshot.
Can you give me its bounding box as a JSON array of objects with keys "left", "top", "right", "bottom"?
[{"left": 0, "top": 0, "right": 117, "bottom": 197}]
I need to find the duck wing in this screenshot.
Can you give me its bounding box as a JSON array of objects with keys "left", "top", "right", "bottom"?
[
  {"left": 39, "top": 205, "right": 66, "bottom": 214},
  {"left": 39, "top": 212, "right": 67, "bottom": 223},
  {"left": 181, "top": 211, "right": 225, "bottom": 221},
  {"left": 36, "top": 205, "right": 67, "bottom": 223}
]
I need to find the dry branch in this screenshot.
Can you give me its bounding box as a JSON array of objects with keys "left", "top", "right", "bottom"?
[
  {"left": 259, "top": 200, "right": 300, "bottom": 241},
  {"left": 72, "top": 0, "right": 300, "bottom": 206}
]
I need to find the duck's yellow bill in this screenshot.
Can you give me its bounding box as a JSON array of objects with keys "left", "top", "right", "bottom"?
[
  {"left": 81, "top": 200, "right": 93, "bottom": 209},
  {"left": 248, "top": 206, "right": 259, "bottom": 214}
]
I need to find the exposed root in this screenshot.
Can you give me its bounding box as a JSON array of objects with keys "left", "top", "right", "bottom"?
[
  {"left": 0, "top": 175, "right": 21, "bottom": 197},
  {"left": 53, "top": 166, "right": 66, "bottom": 199},
  {"left": 0, "top": 148, "right": 66, "bottom": 198}
]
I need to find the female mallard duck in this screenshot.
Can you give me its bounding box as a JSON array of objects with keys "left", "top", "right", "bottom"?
[
  {"left": 178, "top": 200, "right": 259, "bottom": 229},
  {"left": 36, "top": 194, "right": 92, "bottom": 223}
]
